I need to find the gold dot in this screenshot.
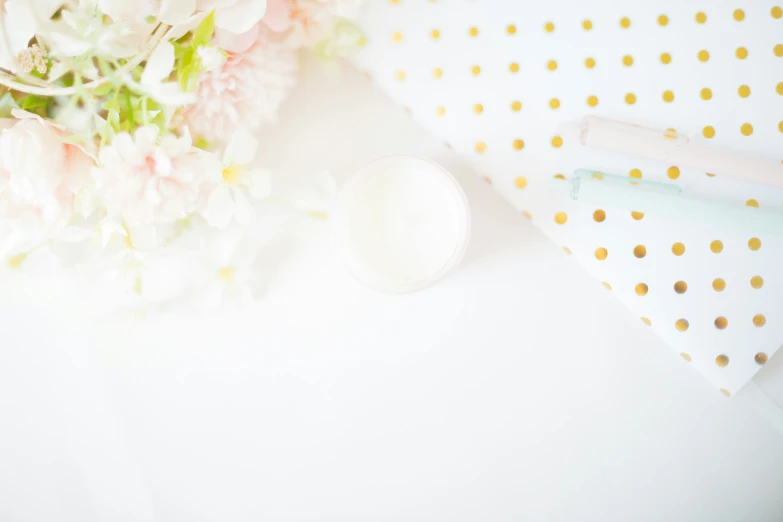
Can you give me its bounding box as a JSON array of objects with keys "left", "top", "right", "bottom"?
[
  {"left": 748, "top": 237, "right": 761, "bottom": 251},
  {"left": 674, "top": 281, "right": 688, "bottom": 294},
  {"left": 474, "top": 141, "right": 486, "bottom": 154},
  {"left": 512, "top": 139, "right": 525, "bottom": 151},
  {"left": 587, "top": 95, "right": 598, "bottom": 107},
  {"left": 392, "top": 31, "right": 403, "bottom": 42},
  {"left": 511, "top": 100, "right": 522, "bottom": 111},
  {"left": 471, "top": 65, "right": 481, "bottom": 76},
  {"left": 435, "top": 106, "right": 446, "bottom": 116},
  {"left": 582, "top": 19, "right": 593, "bottom": 30},
  {"left": 702, "top": 126, "right": 715, "bottom": 139},
  {"left": 706, "top": 172, "right": 716, "bottom": 177},
  {"left": 641, "top": 317, "right": 652, "bottom": 326},
  {"left": 628, "top": 211, "right": 644, "bottom": 221},
  {"left": 554, "top": 212, "right": 568, "bottom": 225},
  {"left": 733, "top": 9, "right": 745, "bottom": 21},
  {"left": 681, "top": 352, "right": 692, "bottom": 362},
  {"left": 395, "top": 70, "right": 406, "bottom": 81},
  {"left": 779, "top": 121, "right": 783, "bottom": 133},
  {"left": 595, "top": 247, "right": 608, "bottom": 260},
  {"left": 746, "top": 198, "right": 759, "bottom": 208},
  {"left": 720, "top": 388, "right": 731, "bottom": 397},
  {"left": 551, "top": 135, "right": 563, "bottom": 148},
  {"left": 585, "top": 57, "right": 596, "bottom": 69},
  {"left": 507, "top": 24, "right": 517, "bottom": 35},
  {"left": 514, "top": 176, "right": 527, "bottom": 189},
  {"left": 738, "top": 85, "right": 751, "bottom": 98},
  {"left": 658, "top": 14, "right": 669, "bottom": 26},
  {"left": 715, "top": 316, "right": 728, "bottom": 330},
  {"left": 468, "top": 26, "right": 478, "bottom": 37},
  {"left": 716, "top": 354, "right": 729, "bottom": 367},
  {"left": 660, "top": 52, "right": 672, "bottom": 64},
  {"left": 663, "top": 90, "right": 675, "bottom": 102},
  {"left": 635, "top": 283, "right": 649, "bottom": 296},
  {"left": 773, "top": 6, "right": 783, "bottom": 19},
  {"left": 509, "top": 62, "right": 519, "bottom": 73},
  {"left": 633, "top": 245, "right": 647, "bottom": 258},
  {"left": 625, "top": 93, "right": 637, "bottom": 105},
  {"left": 431, "top": 29, "right": 440, "bottom": 40},
  {"left": 736, "top": 47, "right": 748, "bottom": 59},
  {"left": 522, "top": 210, "right": 532, "bottom": 220},
  {"left": 710, "top": 240, "right": 723, "bottom": 253},
  {"left": 547, "top": 60, "right": 558, "bottom": 71},
  {"left": 602, "top": 281, "right": 612, "bottom": 290},
  {"left": 544, "top": 21, "right": 555, "bottom": 33},
  {"left": 482, "top": 176, "right": 492, "bottom": 185},
  {"left": 753, "top": 314, "right": 767, "bottom": 327},
  {"left": 433, "top": 67, "right": 443, "bottom": 78},
  {"left": 675, "top": 319, "right": 690, "bottom": 332},
  {"left": 562, "top": 246, "right": 572, "bottom": 255},
  {"left": 751, "top": 275, "right": 764, "bottom": 289},
  {"left": 593, "top": 209, "right": 606, "bottom": 222},
  {"left": 700, "top": 87, "right": 712, "bottom": 100},
  {"left": 473, "top": 103, "right": 483, "bottom": 114},
  {"left": 629, "top": 168, "right": 642, "bottom": 179},
  {"left": 667, "top": 166, "right": 680, "bottom": 179},
  {"left": 775, "top": 44, "right": 783, "bottom": 57},
  {"left": 553, "top": 174, "right": 566, "bottom": 180},
  {"left": 620, "top": 17, "right": 631, "bottom": 28},
  {"left": 698, "top": 50, "right": 710, "bottom": 62},
  {"left": 672, "top": 242, "right": 685, "bottom": 256},
  {"left": 696, "top": 12, "right": 707, "bottom": 24},
  {"left": 622, "top": 55, "right": 634, "bottom": 67},
  {"left": 713, "top": 278, "right": 726, "bottom": 291},
  {"left": 755, "top": 352, "right": 769, "bottom": 365},
  {"left": 549, "top": 98, "right": 560, "bottom": 109}
]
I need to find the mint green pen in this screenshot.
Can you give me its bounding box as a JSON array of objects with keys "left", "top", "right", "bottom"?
[{"left": 551, "top": 170, "right": 783, "bottom": 237}]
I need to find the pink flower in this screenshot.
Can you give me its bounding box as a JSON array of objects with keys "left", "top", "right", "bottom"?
[
  {"left": 92, "top": 126, "right": 219, "bottom": 227},
  {"left": 179, "top": 27, "right": 298, "bottom": 143},
  {"left": 0, "top": 109, "right": 93, "bottom": 256}
]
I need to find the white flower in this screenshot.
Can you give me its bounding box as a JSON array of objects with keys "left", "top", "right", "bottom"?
[
  {"left": 193, "top": 224, "right": 269, "bottom": 310},
  {"left": 93, "top": 126, "right": 219, "bottom": 227},
  {"left": 39, "top": 0, "right": 154, "bottom": 60},
  {"left": 196, "top": 0, "right": 267, "bottom": 35},
  {"left": 202, "top": 130, "right": 271, "bottom": 228},
  {"left": 0, "top": 0, "right": 61, "bottom": 72}
]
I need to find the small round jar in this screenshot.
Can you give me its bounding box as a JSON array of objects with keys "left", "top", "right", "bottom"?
[{"left": 331, "top": 155, "right": 471, "bottom": 293}]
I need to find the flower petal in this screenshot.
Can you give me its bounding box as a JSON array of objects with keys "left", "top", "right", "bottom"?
[
  {"left": 203, "top": 184, "right": 234, "bottom": 228},
  {"left": 232, "top": 189, "right": 253, "bottom": 225},
  {"left": 223, "top": 129, "right": 258, "bottom": 166},
  {"left": 247, "top": 168, "right": 271, "bottom": 200},
  {"left": 141, "top": 40, "right": 175, "bottom": 85},
  {"left": 262, "top": 0, "right": 291, "bottom": 32},
  {"left": 214, "top": 0, "right": 267, "bottom": 35},
  {"left": 158, "top": 0, "right": 198, "bottom": 26},
  {"left": 214, "top": 24, "right": 259, "bottom": 53}
]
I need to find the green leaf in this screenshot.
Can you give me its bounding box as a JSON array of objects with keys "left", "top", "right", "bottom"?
[
  {"left": 192, "top": 10, "right": 215, "bottom": 48},
  {"left": 92, "top": 82, "right": 113, "bottom": 97},
  {"left": 20, "top": 95, "right": 49, "bottom": 110},
  {"left": 179, "top": 63, "right": 200, "bottom": 92},
  {"left": 107, "top": 109, "right": 120, "bottom": 131},
  {"left": 102, "top": 100, "right": 120, "bottom": 111}
]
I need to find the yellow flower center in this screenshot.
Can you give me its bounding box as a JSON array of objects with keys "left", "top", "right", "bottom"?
[
  {"left": 217, "top": 266, "right": 235, "bottom": 282},
  {"left": 222, "top": 164, "right": 246, "bottom": 185}
]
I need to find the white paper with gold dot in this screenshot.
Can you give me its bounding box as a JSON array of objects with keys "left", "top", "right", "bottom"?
[{"left": 354, "top": 0, "right": 783, "bottom": 396}]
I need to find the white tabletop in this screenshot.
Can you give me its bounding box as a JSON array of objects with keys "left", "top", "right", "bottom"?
[{"left": 1, "top": 58, "right": 782, "bottom": 522}]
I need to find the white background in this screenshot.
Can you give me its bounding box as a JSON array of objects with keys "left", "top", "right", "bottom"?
[{"left": 0, "top": 59, "right": 782, "bottom": 522}]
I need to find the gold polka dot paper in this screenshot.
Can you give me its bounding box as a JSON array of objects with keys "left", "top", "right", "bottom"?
[{"left": 355, "top": 0, "right": 783, "bottom": 396}]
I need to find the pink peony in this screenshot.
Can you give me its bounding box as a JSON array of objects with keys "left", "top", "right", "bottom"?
[
  {"left": 179, "top": 27, "right": 299, "bottom": 143},
  {"left": 92, "top": 126, "right": 219, "bottom": 227},
  {"left": 0, "top": 109, "right": 93, "bottom": 256}
]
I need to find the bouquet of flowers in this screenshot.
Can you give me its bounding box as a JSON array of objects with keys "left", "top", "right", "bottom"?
[{"left": 0, "top": 0, "right": 362, "bottom": 309}]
